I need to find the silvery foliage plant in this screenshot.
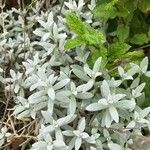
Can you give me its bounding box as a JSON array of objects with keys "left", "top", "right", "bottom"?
[
  {"left": 0, "top": 126, "right": 11, "bottom": 147},
  {"left": 0, "top": 0, "right": 150, "bottom": 149}
]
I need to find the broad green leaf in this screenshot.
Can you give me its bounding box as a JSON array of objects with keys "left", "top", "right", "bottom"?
[
  {"left": 89, "top": 47, "right": 107, "bottom": 68},
  {"left": 148, "top": 28, "right": 150, "bottom": 39},
  {"left": 115, "top": 6, "right": 129, "bottom": 17},
  {"left": 108, "top": 42, "right": 131, "bottom": 60},
  {"left": 121, "top": 50, "right": 144, "bottom": 63},
  {"left": 117, "top": 24, "right": 129, "bottom": 42},
  {"left": 141, "top": 76, "right": 150, "bottom": 108},
  {"left": 93, "top": 2, "right": 117, "bottom": 19},
  {"left": 130, "top": 34, "right": 149, "bottom": 45},
  {"left": 138, "top": 0, "right": 150, "bottom": 13}
]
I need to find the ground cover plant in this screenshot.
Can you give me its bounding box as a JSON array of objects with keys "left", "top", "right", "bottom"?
[{"left": 0, "top": 0, "right": 150, "bottom": 149}]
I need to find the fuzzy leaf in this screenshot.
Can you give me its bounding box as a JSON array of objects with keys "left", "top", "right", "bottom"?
[
  {"left": 109, "top": 106, "right": 119, "bottom": 123},
  {"left": 48, "top": 88, "right": 55, "bottom": 100},
  {"left": 101, "top": 80, "right": 110, "bottom": 98}
]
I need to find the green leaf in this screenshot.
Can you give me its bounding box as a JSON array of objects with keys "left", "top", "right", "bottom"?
[
  {"left": 65, "top": 36, "right": 85, "bottom": 50},
  {"left": 130, "top": 34, "right": 149, "bottom": 45},
  {"left": 108, "top": 42, "right": 131, "bottom": 60},
  {"left": 148, "top": 28, "right": 150, "bottom": 39},
  {"left": 84, "top": 27, "right": 105, "bottom": 45},
  {"left": 138, "top": 0, "right": 150, "bottom": 13},
  {"left": 115, "top": 6, "right": 129, "bottom": 17},
  {"left": 141, "top": 76, "right": 150, "bottom": 107},
  {"left": 66, "top": 13, "right": 105, "bottom": 47},
  {"left": 93, "top": 3, "right": 117, "bottom": 19},
  {"left": 117, "top": 24, "right": 129, "bottom": 42},
  {"left": 122, "top": 50, "right": 144, "bottom": 63},
  {"left": 66, "top": 13, "right": 86, "bottom": 35},
  {"left": 93, "top": 0, "right": 129, "bottom": 19},
  {"left": 89, "top": 46, "right": 107, "bottom": 68}
]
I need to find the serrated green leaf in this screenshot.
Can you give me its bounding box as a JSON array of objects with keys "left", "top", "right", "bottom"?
[
  {"left": 89, "top": 47, "right": 107, "bottom": 68},
  {"left": 108, "top": 42, "right": 131, "bottom": 59},
  {"left": 65, "top": 36, "right": 85, "bottom": 50},
  {"left": 66, "top": 13, "right": 105, "bottom": 48},
  {"left": 66, "top": 13, "right": 86, "bottom": 35},
  {"left": 93, "top": 1, "right": 117, "bottom": 19}
]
